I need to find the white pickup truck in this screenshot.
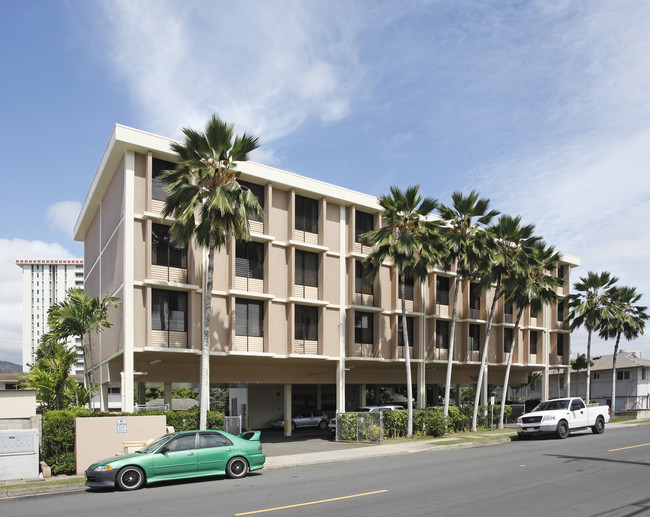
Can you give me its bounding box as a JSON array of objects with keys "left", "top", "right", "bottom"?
[{"left": 517, "top": 397, "right": 610, "bottom": 439}]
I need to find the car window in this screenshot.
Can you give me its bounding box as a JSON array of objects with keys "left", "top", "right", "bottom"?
[
  {"left": 199, "top": 432, "right": 232, "bottom": 449},
  {"left": 571, "top": 400, "right": 585, "bottom": 411},
  {"left": 166, "top": 433, "right": 196, "bottom": 452}
]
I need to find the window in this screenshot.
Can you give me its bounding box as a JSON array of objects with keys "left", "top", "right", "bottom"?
[
  {"left": 557, "top": 334, "right": 564, "bottom": 356},
  {"left": 504, "top": 304, "right": 513, "bottom": 322},
  {"left": 436, "top": 320, "right": 449, "bottom": 349},
  {"left": 167, "top": 433, "right": 196, "bottom": 452},
  {"left": 295, "top": 305, "right": 318, "bottom": 341},
  {"left": 557, "top": 300, "right": 565, "bottom": 321},
  {"left": 199, "top": 432, "right": 232, "bottom": 448},
  {"left": 295, "top": 195, "right": 318, "bottom": 234},
  {"left": 593, "top": 373, "right": 600, "bottom": 380},
  {"left": 617, "top": 370, "right": 631, "bottom": 381},
  {"left": 355, "top": 312, "right": 374, "bottom": 344},
  {"left": 355, "top": 210, "right": 374, "bottom": 244},
  {"left": 643, "top": 368, "right": 647, "bottom": 381},
  {"left": 530, "top": 331, "right": 538, "bottom": 354},
  {"left": 557, "top": 265, "right": 565, "bottom": 279},
  {"left": 295, "top": 250, "right": 318, "bottom": 288},
  {"left": 235, "top": 241, "right": 264, "bottom": 280},
  {"left": 239, "top": 180, "right": 265, "bottom": 222},
  {"left": 398, "top": 317, "right": 414, "bottom": 347},
  {"left": 470, "top": 283, "right": 480, "bottom": 311},
  {"left": 235, "top": 299, "right": 264, "bottom": 338},
  {"left": 530, "top": 305, "right": 538, "bottom": 319},
  {"left": 152, "top": 158, "right": 177, "bottom": 201},
  {"left": 570, "top": 399, "right": 585, "bottom": 411},
  {"left": 436, "top": 276, "right": 450, "bottom": 306},
  {"left": 355, "top": 261, "right": 374, "bottom": 295},
  {"left": 469, "top": 324, "right": 480, "bottom": 351},
  {"left": 152, "top": 289, "right": 188, "bottom": 332},
  {"left": 399, "top": 276, "right": 414, "bottom": 301},
  {"left": 108, "top": 387, "right": 121, "bottom": 394},
  {"left": 504, "top": 328, "right": 514, "bottom": 353},
  {"left": 152, "top": 224, "right": 187, "bottom": 269}
]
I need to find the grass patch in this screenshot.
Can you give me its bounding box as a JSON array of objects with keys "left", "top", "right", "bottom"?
[{"left": 2, "top": 477, "right": 84, "bottom": 491}]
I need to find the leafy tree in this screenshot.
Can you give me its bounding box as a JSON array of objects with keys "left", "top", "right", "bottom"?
[
  {"left": 438, "top": 191, "right": 499, "bottom": 418},
  {"left": 19, "top": 334, "right": 88, "bottom": 410},
  {"left": 570, "top": 353, "right": 593, "bottom": 397},
  {"left": 565, "top": 272, "right": 618, "bottom": 402},
  {"left": 471, "top": 215, "right": 539, "bottom": 431},
  {"left": 160, "top": 115, "right": 262, "bottom": 430},
  {"left": 47, "top": 288, "right": 121, "bottom": 409},
  {"left": 498, "top": 242, "right": 563, "bottom": 428},
  {"left": 362, "top": 185, "right": 443, "bottom": 438},
  {"left": 598, "top": 286, "right": 648, "bottom": 416}
]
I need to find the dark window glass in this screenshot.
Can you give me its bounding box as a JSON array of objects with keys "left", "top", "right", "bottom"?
[
  {"left": 470, "top": 283, "right": 481, "bottom": 311},
  {"left": 530, "top": 305, "right": 538, "bottom": 319},
  {"left": 399, "top": 276, "right": 414, "bottom": 301},
  {"left": 558, "top": 265, "right": 565, "bottom": 279},
  {"left": 199, "top": 432, "right": 232, "bottom": 448},
  {"left": 235, "top": 241, "right": 264, "bottom": 280},
  {"left": 398, "top": 317, "right": 414, "bottom": 347},
  {"left": 355, "top": 312, "right": 374, "bottom": 344},
  {"left": 617, "top": 370, "right": 630, "bottom": 381},
  {"left": 152, "top": 224, "right": 187, "bottom": 269},
  {"left": 557, "top": 300, "right": 565, "bottom": 321},
  {"left": 436, "top": 276, "right": 450, "bottom": 306},
  {"left": 239, "top": 180, "right": 265, "bottom": 222},
  {"left": 469, "top": 324, "right": 480, "bottom": 351},
  {"left": 152, "top": 158, "right": 177, "bottom": 201},
  {"left": 355, "top": 261, "right": 373, "bottom": 295},
  {"left": 504, "top": 328, "right": 514, "bottom": 353},
  {"left": 152, "top": 289, "right": 188, "bottom": 332},
  {"left": 557, "top": 334, "right": 564, "bottom": 356},
  {"left": 295, "top": 250, "right": 318, "bottom": 287},
  {"left": 436, "top": 320, "right": 449, "bottom": 349},
  {"left": 295, "top": 305, "right": 318, "bottom": 341},
  {"left": 530, "top": 331, "right": 538, "bottom": 354},
  {"left": 167, "top": 433, "right": 196, "bottom": 451},
  {"left": 295, "top": 195, "right": 319, "bottom": 233},
  {"left": 235, "top": 299, "right": 264, "bottom": 337},
  {"left": 505, "top": 304, "right": 513, "bottom": 316},
  {"left": 355, "top": 210, "right": 374, "bottom": 244}
]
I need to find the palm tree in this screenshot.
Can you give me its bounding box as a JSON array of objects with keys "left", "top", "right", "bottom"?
[
  {"left": 438, "top": 191, "right": 499, "bottom": 418},
  {"left": 565, "top": 272, "right": 618, "bottom": 402},
  {"left": 47, "top": 288, "right": 121, "bottom": 408},
  {"left": 362, "top": 185, "right": 443, "bottom": 438},
  {"left": 570, "top": 353, "right": 592, "bottom": 397},
  {"left": 471, "top": 215, "right": 539, "bottom": 431},
  {"left": 498, "top": 242, "right": 563, "bottom": 428},
  {"left": 598, "top": 286, "right": 648, "bottom": 417},
  {"left": 160, "top": 115, "right": 262, "bottom": 430}
]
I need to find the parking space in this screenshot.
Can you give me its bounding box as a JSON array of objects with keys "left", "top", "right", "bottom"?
[{"left": 260, "top": 428, "right": 374, "bottom": 457}]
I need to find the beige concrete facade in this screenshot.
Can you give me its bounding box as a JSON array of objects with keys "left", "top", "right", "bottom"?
[{"left": 74, "top": 124, "right": 580, "bottom": 424}]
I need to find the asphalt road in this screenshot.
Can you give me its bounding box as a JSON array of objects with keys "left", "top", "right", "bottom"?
[{"left": 5, "top": 424, "right": 650, "bottom": 517}]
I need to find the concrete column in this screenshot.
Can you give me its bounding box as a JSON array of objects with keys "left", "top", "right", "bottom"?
[
  {"left": 481, "top": 366, "right": 488, "bottom": 406},
  {"left": 164, "top": 383, "right": 172, "bottom": 409},
  {"left": 417, "top": 362, "right": 426, "bottom": 409},
  {"left": 284, "top": 384, "right": 292, "bottom": 437},
  {"left": 137, "top": 382, "right": 146, "bottom": 406},
  {"left": 100, "top": 383, "right": 109, "bottom": 412},
  {"left": 565, "top": 366, "right": 571, "bottom": 397},
  {"left": 336, "top": 205, "right": 347, "bottom": 414},
  {"left": 359, "top": 384, "right": 366, "bottom": 407},
  {"left": 542, "top": 366, "right": 550, "bottom": 401}
]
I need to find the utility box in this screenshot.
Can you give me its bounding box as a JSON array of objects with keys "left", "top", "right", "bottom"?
[{"left": 0, "top": 429, "right": 39, "bottom": 481}]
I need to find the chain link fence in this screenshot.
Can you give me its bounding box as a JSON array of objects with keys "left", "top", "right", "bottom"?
[{"left": 334, "top": 412, "right": 383, "bottom": 443}]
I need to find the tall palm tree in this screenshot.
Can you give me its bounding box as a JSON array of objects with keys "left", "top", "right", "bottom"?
[
  {"left": 598, "top": 286, "right": 648, "bottom": 417},
  {"left": 565, "top": 271, "right": 618, "bottom": 402},
  {"left": 438, "top": 191, "right": 499, "bottom": 418},
  {"left": 471, "top": 215, "right": 539, "bottom": 431},
  {"left": 498, "top": 242, "right": 563, "bottom": 428},
  {"left": 47, "top": 288, "right": 121, "bottom": 409},
  {"left": 160, "top": 115, "right": 262, "bottom": 430},
  {"left": 362, "top": 185, "right": 443, "bottom": 438},
  {"left": 570, "top": 353, "right": 592, "bottom": 397}
]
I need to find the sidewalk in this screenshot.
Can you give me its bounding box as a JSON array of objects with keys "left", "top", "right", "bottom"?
[{"left": 2, "top": 422, "right": 640, "bottom": 499}]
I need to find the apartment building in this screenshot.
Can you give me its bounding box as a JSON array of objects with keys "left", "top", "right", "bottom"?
[
  {"left": 73, "top": 124, "right": 579, "bottom": 429},
  {"left": 16, "top": 259, "right": 85, "bottom": 374}
]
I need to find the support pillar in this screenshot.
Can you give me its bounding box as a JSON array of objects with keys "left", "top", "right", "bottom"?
[
  {"left": 100, "top": 384, "right": 109, "bottom": 412},
  {"left": 481, "top": 366, "right": 488, "bottom": 406},
  {"left": 417, "top": 362, "right": 426, "bottom": 409},
  {"left": 359, "top": 384, "right": 366, "bottom": 407},
  {"left": 284, "top": 384, "right": 292, "bottom": 437}
]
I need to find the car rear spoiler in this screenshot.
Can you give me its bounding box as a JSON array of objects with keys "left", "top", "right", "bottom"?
[{"left": 238, "top": 430, "right": 262, "bottom": 441}]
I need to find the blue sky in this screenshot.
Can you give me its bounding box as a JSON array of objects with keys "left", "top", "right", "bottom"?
[{"left": 2, "top": 1, "right": 649, "bottom": 365}]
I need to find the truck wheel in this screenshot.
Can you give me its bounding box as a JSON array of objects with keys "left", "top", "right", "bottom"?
[
  {"left": 556, "top": 421, "right": 569, "bottom": 439},
  {"left": 592, "top": 416, "right": 605, "bottom": 434}
]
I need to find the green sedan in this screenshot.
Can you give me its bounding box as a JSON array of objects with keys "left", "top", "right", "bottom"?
[{"left": 85, "top": 430, "right": 265, "bottom": 491}]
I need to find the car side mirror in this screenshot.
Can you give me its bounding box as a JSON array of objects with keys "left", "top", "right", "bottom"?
[{"left": 158, "top": 445, "right": 170, "bottom": 454}]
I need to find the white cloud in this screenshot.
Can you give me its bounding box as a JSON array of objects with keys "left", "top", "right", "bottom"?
[
  {"left": 47, "top": 201, "right": 82, "bottom": 239},
  {"left": 0, "top": 239, "right": 78, "bottom": 365}
]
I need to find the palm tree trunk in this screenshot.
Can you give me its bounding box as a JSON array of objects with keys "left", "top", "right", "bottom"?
[
  {"left": 611, "top": 333, "right": 621, "bottom": 418},
  {"left": 200, "top": 245, "right": 215, "bottom": 430},
  {"left": 499, "top": 308, "right": 524, "bottom": 428},
  {"left": 82, "top": 335, "right": 93, "bottom": 411},
  {"left": 401, "top": 274, "right": 413, "bottom": 439},
  {"left": 443, "top": 281, "right": 460, "bottom": 418},
  {"left": 472, "top": 287, "right": 499, "bottom": 432},
  {"left": 585, "top": 329, "right": 592, "bottom": 402}
]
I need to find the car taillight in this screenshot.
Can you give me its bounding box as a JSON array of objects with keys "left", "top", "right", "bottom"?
[{"left": 258, "top": 445, "right": 262, "bottom": 451}]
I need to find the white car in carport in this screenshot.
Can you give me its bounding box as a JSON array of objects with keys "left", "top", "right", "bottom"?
[{"left": 271, "top": 410, "right": 329, "bottom": 431}]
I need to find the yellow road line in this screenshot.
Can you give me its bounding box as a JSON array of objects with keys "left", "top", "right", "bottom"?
[
  {"left": 235, "top": 489, "right": 389, "bottom": 516},
  {"left": 608, "top": 443, "right": 650, "bottom": 452}
]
